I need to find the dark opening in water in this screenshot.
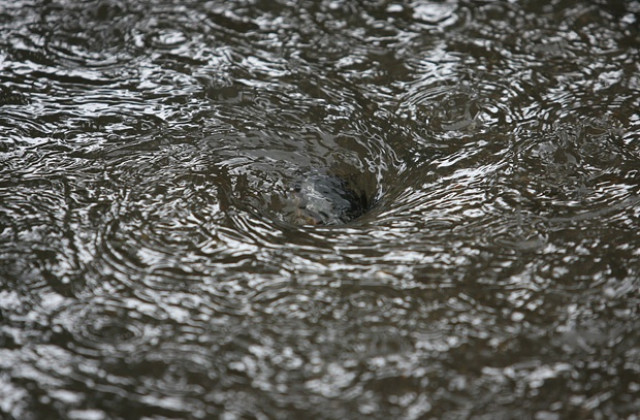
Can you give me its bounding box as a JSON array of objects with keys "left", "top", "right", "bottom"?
[{"left": 284, "top": 171, "right": 372, "bottom": 226}]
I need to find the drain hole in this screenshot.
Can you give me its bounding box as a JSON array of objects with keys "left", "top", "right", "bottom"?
[{"left": 282, "top": 171, "right": 372, "bottom": 226}]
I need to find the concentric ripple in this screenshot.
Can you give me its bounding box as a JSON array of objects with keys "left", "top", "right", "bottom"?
[{"left": 51, "top": 296, "right": 160, "bottom": 357}]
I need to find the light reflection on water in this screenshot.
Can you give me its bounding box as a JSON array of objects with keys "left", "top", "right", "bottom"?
[{"left": 1, "top": 0, "right": 640, "bottom": 418}]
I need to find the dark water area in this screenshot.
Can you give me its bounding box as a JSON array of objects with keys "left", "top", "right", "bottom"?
[{"left": 1, "top": 0, "right": 640, "bottom": 418}]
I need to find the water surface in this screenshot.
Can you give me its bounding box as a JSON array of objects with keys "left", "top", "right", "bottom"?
[{"left": 1, "top": 0, "right": 640, "bottom": 418}]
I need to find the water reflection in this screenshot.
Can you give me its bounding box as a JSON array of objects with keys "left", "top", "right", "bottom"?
[{"left": 1, "top": 0, "right": 640, "bottom": 418}]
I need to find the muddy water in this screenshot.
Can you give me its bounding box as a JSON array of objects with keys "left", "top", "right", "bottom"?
[{"left": 1, "top": 0, "right": 639, "bottom": 418}]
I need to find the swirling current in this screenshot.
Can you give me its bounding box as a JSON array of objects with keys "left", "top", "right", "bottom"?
[{"left": 1, "top": 1, "right": 640, "bottom": 419}]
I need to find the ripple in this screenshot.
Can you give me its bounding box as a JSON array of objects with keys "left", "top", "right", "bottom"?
[
  {"left": 129, "top": 345, "right": 218, "bottom": 398},
  {"left": 146, "top": 29, "right": 189, "bottom": 50},
  {"left": 51, "top": 296, "right": 164, "bottom": 357},
  {"left": 412, "top": 1, "right": 459, "bottom": 27},
  {"left": 94, "top": 149, "right": 236, "bottom": 291},
  {"left": 33, "top": 0, "right": 144, "bottom": 67}
]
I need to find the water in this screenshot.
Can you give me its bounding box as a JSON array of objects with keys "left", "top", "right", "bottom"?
[{"left": 1, "top": 0, "right": 639, "bottom": 418}]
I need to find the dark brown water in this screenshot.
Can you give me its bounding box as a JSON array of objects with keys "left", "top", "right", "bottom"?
[{"left": 1, "top": 0, "right": 640, "bottom": 418}]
